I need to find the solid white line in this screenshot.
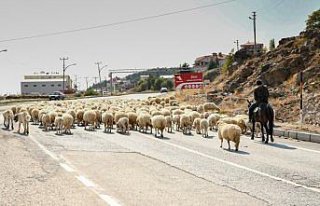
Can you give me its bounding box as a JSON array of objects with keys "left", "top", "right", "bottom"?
[
  {"left": 29, "top": 135, "right": 59, "bottom": 161},
  {"left": 99, "top": 194, "right": 122, "bottom": 206},
  {"left": 292, "top": 145, "right": 320, "bottom": 154},
  {"left": 60, "top": 163, "right": 75, "bottom": 172},
  {"left": 28, "top": 134, "right": 122, "bottom": 206},
  {"left": 139, "top": 133, "right": 320, "bottom": 194},
  {"left": 77, "top": 175, "right": 96, "bottom": 188}
]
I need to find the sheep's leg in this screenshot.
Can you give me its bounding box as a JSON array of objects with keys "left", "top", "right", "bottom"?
[
  {"left": 11, "top": 119, "right": 14, "bottom": 130},
  {"left": 18, "top": 122, "right": 21, "bottom": 134},
  {"left": 235, "top": 141, "right": 239, "bottom": 151},
  {"left": 104, "top": 123, "right": 107, "bottom": 133},
  {"left": 227, "top": 140, "right": 231, "bottom": 151},
  {"left": 220, "top": 139, "right": 223, "bottom": 148},
  {"left": 161, "top": 129, "right": 163, "bottom": 138}
]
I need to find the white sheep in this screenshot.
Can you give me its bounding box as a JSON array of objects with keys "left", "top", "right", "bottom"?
[
  {"left": 83, "top": 110, "right": 97, "bottom": 131},
  {"left": 31, "top": 108, "right": 40, "bottom": 125},
  {"left": 127, "top": 112, "right": 138, "bottom": 130},
  {"left": 151, "top": 115, "right": 166, "bottom": 138},
  {"left": 200, "top": 119, "right": 209, "bottom": 138},
  {"left": 137, "top": 113, "right": 152, "bottom": 134},
  {"left": 14, "top": 111, "right": 31, "bottom": 135},
  {"left": 203, "top": 102, "right": 220, "bottom": 112},
  {"left": 192, "top": 118, "right": 201, "bottom": 134},
  {"left": 62, "top": 113, "right": 74, "bottom": 134},
  {"left": 102, "top": 112, "right": 114, "bottom": 133},
  {"left": 207, "top": 113, "right": 221, "bottom": 131},
  {"left": 217, "top": 123, "right": 241, "bottom": 151},
  {"left": 3, "top": 109, "right": 14, "bottom": 130},
  {"left": 165, "top": 116, "right": 173, "bottom": 133},
  {"left": 41, "top": 113, "right": 51, "bottom": 131},
  {"left": 180, "top": 114, "right": 192, "bottom": 135},
  {"left": 116, "top": 117, "right": 129, "bottom": 134},
  {"left": 54, "top": 116, "right": 64, "bottom": 135}
]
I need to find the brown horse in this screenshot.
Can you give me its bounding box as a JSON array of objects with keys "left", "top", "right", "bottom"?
[{"left": 248, "top": 100, "right": 274, "bottom": 144}]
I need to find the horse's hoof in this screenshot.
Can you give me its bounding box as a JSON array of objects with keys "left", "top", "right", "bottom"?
[
  {"left": 271, "top": 139, "right": 274, "bottom": 142},
  {"left": 251, "top": 137, "right": 254, "bottom": 140},
  {"left": 264, "top": 141, "right": 268, "bottom": 144}
]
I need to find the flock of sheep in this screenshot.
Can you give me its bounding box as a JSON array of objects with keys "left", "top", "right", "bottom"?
[{"left": 2, "top": 95, "right": 258, "bottom": 151}]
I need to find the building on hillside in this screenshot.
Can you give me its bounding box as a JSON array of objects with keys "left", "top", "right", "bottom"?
[
  {"left": 21, "top": 71, "right": 73, "bottom": 95},
  {"left": 194, "top": 52, "right": 227, "bottom": 71},
  {"left": 160, "top": 75, "right": 174, "bottom": 80},
  {"left": 240, "top": 41, "right": 264, "bottom": 55}
]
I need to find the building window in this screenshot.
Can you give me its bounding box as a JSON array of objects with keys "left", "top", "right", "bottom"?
[
  {"left": 24, "top": 85, "right": 28, "bottom": 87},
  {"left": 58, "top": 84, "right": 61, "bottom": 87},
  {"left": 42, "top": 85, "right": 46, "bottom": 87},
  {"left": 33, "top": 85, "right": 37, "bottom": 87},
  {"left": 51, "top": 84, "right": 55, "bottom": 87}
]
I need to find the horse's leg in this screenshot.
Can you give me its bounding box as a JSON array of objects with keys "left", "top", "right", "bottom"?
[
  {"left": 264, "top": 123, "right": 269, "bottom": 144},
  {"left": 269, "top": 121, "right": 274, "bottom": 142},
  {"left": 261, "top": 122, "right": 265, "bottom": 142},
  {"left": 251, "top": 121, "right": 255, "bottom": 140}
]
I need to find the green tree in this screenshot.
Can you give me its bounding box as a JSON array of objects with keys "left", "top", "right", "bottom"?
[
  {"left": 181, "top": 62, "right": 190, "bottom": 68},
  {"left": 154, "top": 78, "right": 164, "bottom": 91},
  {"left": 269, "top": 39, "right": 275, "bottom": 51},
  {"left": 208, "top": 60, "right": 218, "bottom": 70},
  {"left": 306, "top": 9, "right": 320, "bottom": 31},
  {"left": 166, "top": 79, "right": 174, "bottom": 90},
  {"left": 222, "top": 54, "right": 234, "bottom": 74},
  {"left": 137, "top": 80, "right": 148, "bottom": 92},
  {"left": 84, "top": 88, "right": 98, "bottom": 96}
]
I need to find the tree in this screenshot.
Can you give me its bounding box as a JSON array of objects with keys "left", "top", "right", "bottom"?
[
  {"left": 181, "top": 62, "right": 190, "bottom": 68},
  {"left": 154, "top": 78, "right": 164, "bottom": 91},
  {"left": 166, "top": 79, "right": 174, "bottom": 90},
  {"left": 269, "top": 39, "right": 275, "bottom": 51},
  {"left": 306, "top": 9, "right": 320, "bottom": 31},
  {"left": 221, "top": 54, "right": 234, "bottom": 74},
  {"left": 208, "top": 60, "right": 218, "bottom": 70}
]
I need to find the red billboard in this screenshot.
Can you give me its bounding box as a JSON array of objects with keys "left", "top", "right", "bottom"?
[{"left": 174, "top": 72, "right": 203, "bottom": 90}]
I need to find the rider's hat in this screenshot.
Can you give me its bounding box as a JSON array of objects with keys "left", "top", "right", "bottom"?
[{"left": 256, "top": 79, "right": 263, "bottom": 85}]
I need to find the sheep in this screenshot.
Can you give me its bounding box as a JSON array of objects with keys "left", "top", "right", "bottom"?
[
  {"left": 14, "top": 111, "right": 31, "bottom": 135},
  {"left": 67, "top": 109, "right": 76, "bottom": 127},
  {"left": 3, "top": 110, "right": 14, "bottom": 130},
  {"left": 83, "top": 110, "right": 97, "bottom": 131},
  {"left": 102, "top": 112, "right": 114, "bottom": 133},
  {"left": 203, "top": 102, "right": 220, "bottom": 112},
  {"left": 165, "top": 116, "right": 173, "bottom": 133},
  {"left": 114, "top": 112, "right": 128, "bottom": 124},
  {"left": 48, "top": 111, "right": 58, "bottom": 130},
  {"left": 54, "top": 116, "right": 64, "bottom": 135},
  {"left": 200, "top": 119, "right": 209, "bottom": 138},
  {"left": 137, "top": 113, "right": 152, "bottom": 133},
  {"left": 116, "top": 117, "right": 129, "bottom": 134},
  {"left": 62, "top": 113, "right": 74, "bottom": 134},
  {"left": 180, "top": 114, "right": 192, "bottom": 135},
  {"left": 207, "top": 113, "right": 221, "bottom": 131},
  {"left": 192, "top": 118, "right": 201, "bottom": 134},
  {"left": 31, "top": 108, "right": 40, "bottom": 125},
  {"left": 151, "top": 115, "right": 166, "bottom": 138},
  {"left": 217, "top": 123, "right": 241, "bottom": 151},
  {"left": 76, "top": 110, "right": 85, "bottom": 126},
  {"left": 219, "top": 117, "right": 247, "bottom": 134},
  {"left": 41, "top": 113, "right": 51, "bottom": 131},
  {"left": 127, "top": 112, "right": 138, "bottom": 130},
  {"left": 94, "top": 110, "right": 102, "bottom": 129},
  {"left": 172, "top": 114, "right": 181, "bottom": 131}
]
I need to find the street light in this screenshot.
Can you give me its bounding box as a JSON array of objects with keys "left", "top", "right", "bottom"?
[
  {"left": 95, "top": 61, "right": 108, "bottom": 95},
  {"left": 60, "top": 57, "right": 76, "bottom": 93},
  {"left": 0, "top": 49, "right": 7, "bottom": 53}
]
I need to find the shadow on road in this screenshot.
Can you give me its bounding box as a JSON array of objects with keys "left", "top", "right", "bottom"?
[
  {"left": 223, "top": 148, "right": 250, "bottom": 155},
  {"left": 264, "top": 142, "right": 297, "bottom": 150}
]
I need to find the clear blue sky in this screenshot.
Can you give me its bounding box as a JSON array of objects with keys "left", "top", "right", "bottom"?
[{"left": 0, "top": 0, "right": 318, "bottom": 94}]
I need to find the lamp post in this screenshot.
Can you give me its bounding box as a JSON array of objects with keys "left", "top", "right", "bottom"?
[
  {"left": 60, "top": 57, "right": 76, "bottom": 93},
  {"left": 95, "top": 61, "right": 108, "bottom": 96}
]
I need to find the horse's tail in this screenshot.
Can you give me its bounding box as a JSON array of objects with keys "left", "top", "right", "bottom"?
[{"left": 268, "top": 105, "right": 274, "bottom": 135}]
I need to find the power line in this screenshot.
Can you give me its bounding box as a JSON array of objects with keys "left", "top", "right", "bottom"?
[{"left": 0, "top": 0, "right": 237, "bottom": 43}]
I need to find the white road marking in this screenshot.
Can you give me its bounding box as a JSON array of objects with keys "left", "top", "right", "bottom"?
[
  {"left": 99, "top": 194, "right": 122, "bottom": 206},
  {"left": 139, "top": 133, "right": 320, "bottom": 194},
  {"left": 290, "top": 145, "right": 320, "bottom": 154},
  {"left": 28, "top": 134, "right": 122, "bottom": 206},
  {"left": 60, "top": 163, "right": 75, "bottom": 172},
  {"left": 77, "top": 175, "right": 96, "bottom": 188}
]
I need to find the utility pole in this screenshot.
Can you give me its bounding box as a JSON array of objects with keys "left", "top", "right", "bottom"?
[
  {"left": 74, "top": 75, "right": 78, "bottom": 91},
  {"left": 109, "top": 72, "right": 113, "bottom": 96},
  {"left": 249, "top": 11, "right": 257, "bottom": 55},
  {"left": 94, "top": 77, "right": 98, "bottom": 92},
  {"left": 95, "top": 62, "right": 108, "bottom": 96},
  {"left": 60, "top": 57, "right": 76, "bottom": 93},
  {"left": 234, "top": 40, "right": 239, "bottom": 51},
  {"left": 85, "top": 77, "right": 89, "bottom": 90}
]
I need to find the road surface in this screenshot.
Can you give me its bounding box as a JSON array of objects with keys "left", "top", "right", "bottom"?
[{"left": 0, "top": 93, "right": 320, "bottom": 205}]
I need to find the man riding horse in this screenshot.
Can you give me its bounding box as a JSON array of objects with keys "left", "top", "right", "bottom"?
[{"left": 249, "top": 79, "right": 269, "bottom": 123}]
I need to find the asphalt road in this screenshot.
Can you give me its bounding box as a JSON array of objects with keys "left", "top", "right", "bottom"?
[{"left": 0, "top": 93, "right": 320, "bottom": 206}]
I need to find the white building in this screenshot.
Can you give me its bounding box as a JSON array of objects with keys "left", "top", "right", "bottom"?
[{"left": 21, "top": 71, "right": 73, "bottom": 95}]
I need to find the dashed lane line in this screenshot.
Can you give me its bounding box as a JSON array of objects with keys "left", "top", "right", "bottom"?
[{"left": 28, "top": 134, "right": 122, "bottom": 206}]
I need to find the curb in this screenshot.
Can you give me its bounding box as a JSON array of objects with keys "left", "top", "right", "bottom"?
[{"left": 274, "top": 128, "right": 320, "bottom": 144}]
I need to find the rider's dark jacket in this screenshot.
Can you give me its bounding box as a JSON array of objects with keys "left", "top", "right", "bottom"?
[{"left": 253, "top": 85, "right": 269, "bottom": 103}]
